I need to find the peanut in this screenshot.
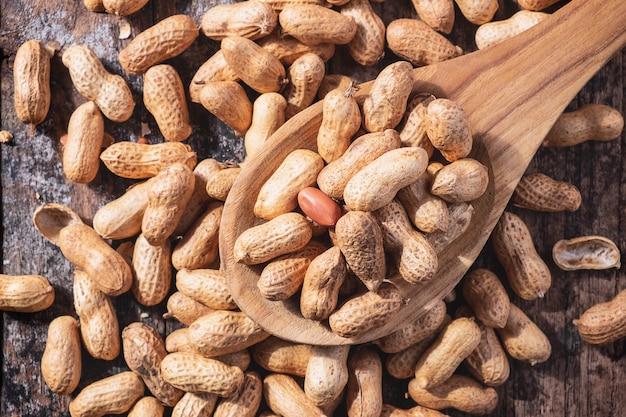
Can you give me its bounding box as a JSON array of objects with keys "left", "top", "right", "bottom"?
[
  {"left": 164, "top": 291, "right": 215, "bottom": 326},
  {"left": 171, "top": 391, "right": 218, "bottom": 417},
  {"left": 304, "top": 345, "right": 350, "bottom": 414},
  {"left": 103, "top": 0, "right": 149, "bottom": 16},
  {"left": 475, "top": 10, "right": 549, "bottom": 49},
  {"left": 397, "top": 93, "right": 436, "bottom": 154},
  {"left": 62, "top": 101, "right": 104, "bottom": 183},
  {"left": 257, "top": 29, "right": 336, "bottom": 65},
  {"left": 283, "top": 52, "right": 326, "bottom": 119},
  {"left": 213, "top": 371, "right": 263, "bottom": 417},
  {"left": 512, "top": 172, "right": 582, "bottom": 212},
  {"left": 496, "top": 303, "right": 552, "bottom": 365},
  {"left": 127, "top": 397, "right": 165, "bottom": 417},
  {"left": 131, "top": 233, "right": 172, "bottom": 306},
  {"left": 552, "top": 235, "right": 621, "bottom": 271},
  {"left": 426, "top": 201, "right": 474, "bottom": 251},
  {"left": 0, "top": 273, "right": 54, "bottom": 313},
  {"left": 199, "top": 81, "right": 253, "bottom": 137},
  {"left": 454, "top": 0, "right": 499, "bottom": 25},
  {"left": 410, "top": 0, "right": 455, "bottom": 33},
  {"left": 13, "top": 39, "right": 51, "bottom": 134},
  {"left": 462, "top": 268, "right": 510, "bottom": 328},
  {"left": 250, "top": 336, "right": 313, "bottom": 377},
  {"left": 69, "top": 371, "right": 145, "bottom": 417},
  {"left": 300, "top": 246, "right": 347, "bottom": 320},
  {"left": 573, "top": 288, "right": 626, "bottom": 345},
  {"left": 425, "top": 98, "right": 474, "bottom": 162},
  {"left": 189, "top": 50, "right": 240, "bottom": 104},
  {"left": 244, "top": 93, "right": 287, "bottom": 160},
  {"left": 83, "top": 0, "right": 105, "bottom": 12},
  {"left": 263, "top": 373, "right": 326, "bottom": 417},
  {"left": 542, "top": 103, "right": 624, "bottom": 147},
  {"left": 340, "top": 0, "right": 386, "bottom": 65},
  {"left": 345, "top": 345, "right": 383, "bottom": 417},
  {"left": 201, "top": 1, "right": 277, "bottom": 40},
  {"left": 175, "top": 268, "right": 237, "bottom": 310},
  {"left": 205, "top": 162, "right": 241, "bottom": 201},
  {"left": 396, "top": 169, "right": 449, "bottom": 234},
  {"left": 41, "top": 315, "right": 81, "bottom": 395},
  {"left": 279, "top": 4, "right": 357, "bottom": 45},
  {"left": 165, "top": 327, "right": 194, "bottom": 353},
  {"left": 430, "top": 158, "right": 489, "bottom": 203},
  {"left": 517, "top": 0, "right": 560, "bottom": 10},
  {"left": 171, "top": 201, "right": 223, "bottom": 270}
]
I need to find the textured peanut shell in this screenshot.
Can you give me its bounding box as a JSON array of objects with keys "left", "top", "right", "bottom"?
[
  {"left": 464, "top": 319, "right": 511, "bottom": 387},
  {"left": 41, "top": 315, "right": 82, "bottom": 395},
  {"left": 410, "top": 0, "right": 455, "bottom": 33},
  {"left": 340, "top": 0, "right": 386, "bottom": 65},
  {"left": 552, "top": 235, "right": 621, "bottom": 271},
  {"left": 425, "top": 98, "right": 473, "bottom": 162},
  {"left": 172, "top": 201, "right": 223, "bottom": 270},
  {"left": 69, "top": 371, "right": 145, "bottom": 417},
  {"left": 32, "top": 203, "right": 83, "bottom": 247},
  {"left": 304, "top": 345, "right": 350, "bottom": 412},
  {"left": 283, "top": 52, "right": 326, "bottom": 119},
  {"left": 127, "top": 397, "right": 165, "bottom": 417},
  {"left": 250, "top": 336, "right": 313, "bottom": 377},
  {"left": 164, "top": 291, "right": 215, "bottom": 326},
  {"left": 257, "top": 29, "right": 336, "bottom": 65},
  {"left": 175, "top": 268, "right": 237, "bottom": 311},
  {"left": 475, "top": 10, "right": 549, "bottom": 49},
  {"left": 397, "top": 170, "right": 449, "bottom": 234},
  {"left": 454, "top": 0, "right": 499, "bottom": 25},
  {"left": 13, "top": 39, "right": 50, "bottom": 132},
  {"left": 408, "top": 375, "right": 498, "bottom": 415},
  {"left": 205, "top": 165, "right": 241, "bottom": 201},
  {"left": 213, "top": 371, "right": 263, "bottom": 417},
  {"left": 385, "top": 336, "right": 438, "bottom": 380},
  {"left": 63, "top": 101, "right": 104, "bottom": 183},
  {"left": 171, "top": 391, "right": 218, "bottom": 417},
  {"left": 496, "top": 303, "right": 552, "bottom": 365},
  {"left": 426, "top": 201, "right": 474, "bottom": 251},
  {"left": 103, "top": 0, "right": 149, "bottom": 16},
  {"left": 542, "top": 103, "right": 624, "bottom": 147},
  {"left": 462, "top": 268, "right": 510, "bottom": 328},
  {"left": 398, "top": 93, "right": 436, "bottom": 154},
  {"left": 345, "top": 345, "right": 383, "bottom": 417},
  {"left": 0, "top": 274, "right": 54, "bottom": 313},
  {"left": 189, "top": 50, "right": 240, "bottom": 103},
  {"left": 517, "top": 0, "right": 560, "bottom": 10},
  {"left": 300, "top": 246, "right": 347, "bottom": 320},
  {"left": 245, "top": 93, "right": 287, "bottom": 160},
  {"left": 573, "top": 289, "right": 626, "bottom": 345},
  {"left": 279, "top": 4, "right": 357, "bottom": 45},
  {"left": 431, "top": 158, "right": 489, "bottom": 203},
  {"left": 316, "top": 83, "right": 361, "bottom": 163},
  {"left": 512, "top": 172, "right": 582, "bottom": 212},
  {"left": 263, "top": 374, "right": 326, "bottom": 417},
  {"left": 131, "top": 233, "right": 172, "bottom": 306},
  {"left": 201, "top": 1, "right": 277, "bottom": 40},
  {"left": 199, "top": 81, "right": 253, "bottom": 137},
  {"left": 386, "top": 19, "right": 462, "bottom": 66}
]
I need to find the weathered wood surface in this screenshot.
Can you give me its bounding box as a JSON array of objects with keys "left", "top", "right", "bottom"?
[{"left": 0, "top": 0, "right": 624, "bottom": 416}]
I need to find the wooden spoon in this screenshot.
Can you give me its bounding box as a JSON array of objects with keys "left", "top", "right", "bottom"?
[{"left": 220, "top": 0, "right": 626, "bottom": 345}]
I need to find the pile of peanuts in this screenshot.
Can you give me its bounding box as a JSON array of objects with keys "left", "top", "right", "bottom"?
[{"left": 4, "top": 0, "right": 626, "bottom": 415}]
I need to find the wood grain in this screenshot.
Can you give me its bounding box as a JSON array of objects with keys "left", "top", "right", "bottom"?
[{"left": 1, "top": 0, "right": 625, "bottom": 416}]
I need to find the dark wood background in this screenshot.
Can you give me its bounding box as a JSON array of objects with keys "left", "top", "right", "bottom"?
[{"left": 1, "top": 0, "right": 625, "bottom": 416}]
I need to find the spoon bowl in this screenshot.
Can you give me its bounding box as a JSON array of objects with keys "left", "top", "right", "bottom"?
[{"left": 220, "top": 0, "right": 626, "bottom": 345}]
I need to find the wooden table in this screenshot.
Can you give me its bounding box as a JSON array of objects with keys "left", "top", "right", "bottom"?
[{"left": 1, "top": 0, "right": 625, "bottom": 416}]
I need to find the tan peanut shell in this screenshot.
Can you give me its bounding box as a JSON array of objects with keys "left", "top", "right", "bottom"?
[
  {"left": 454, "top": 0, "right": 499, "bottom": 25},
  {"left": 542, "top": 103, "right": 624, "bottom": 147},
  {"left": 220, "top": 36, "right": 287, "bottom": 93},
  {"left": 512, "top": 172, "right": 582, "bottom": 212},
  {"left": 199, "top": 81, "right": 253, "bottom": 137},
  {"left": 164, "top": 291, "right": 215, "bottom": 326},
  {"left": 250, "top": 336, "right": 313, "bottom": 377},
  {"left": 122, "top": 322, "right": 183, "bottom": 406},
  {"left": 62, "top": 44, "right": 134, "bottom": 122},
  {"left": 245, "top": 93, "right": 287, "bottom": 160},
  {"left": 414, "top": 317, "right": 482, "bottom": 389},
  {"left": 213, "top": 371, "right": 263, "bottom": 417},
  {"left": 41, "top": 315, "right": 81, "bottom": 395},
  {"left": 100, "top": 141, "right": 197, "bottom": 179},
  {"left": 329, "top": 282, "right": 405, "bottom": 338},
  {"left": 491, "top": 211, "right": 551, "bottom": 300},
  {"left": 410, "top": 0, "right": 455, "bottom": 33},
  {"left": 304, "top": 345, "right": 350, "bottom": 413},
  {"left": 263, "top": 373, "right": 326, "bottom": 417},
  {"left": 333, "top": 210, "right": 386, "bottom": 292},
  {"left": 317, "top": 129, "right": 401, "bottom": 200},
  {"left": 279, "top": 4, "right": 357, "bottom": 45},
  {"left": 256, "top": 0, "right": 330, "bottom": 11},
  {"left": 426, "top": 201, "right": 474, "bottom": 251},
  {"left": 175, "top": 268, "right": 237, "bottom": 310},
  {"left": 205, "top": 163, "right": 241, "bottom": 201},
  {"left": 84, "top": 0, "right": 105, "bottom": 12},
  {"left": 171, "top": 201, "right": 223, "bottom": 270},
  {"left": 214, "top": 349, "right": 253, "bottom": 371},
  {"left": 63, "top": 101, "right": 104, "bottom": 183},
  {"left": 397, "top": 170, "right": 449, "bottom": 234},
  {"left": 573, "top": 288, "right": 626, "bottom": 345},
  {"left": 144, "top": 64, "right": 192, "bottom": 142},
  {"left": 462, "top": 268, "right": 510, "bottom": 328},
  {"left": 103, "top": 0, "right": 148, "bottom": 16},
  {"left": 201, "top": 0, "right": 277, "bottom": 40},
  {"left": 517, "top": 0, "right": 560, "bottom": 10},
  {"left": 142, "top": 162, "right": 195, "bottom": 246},
  {"left": 73, "top": 270, "right": 120, "bottom": 360},
  {"left": 60, "top": 223, "right": 132, "bottom": 296},
  {"left": 165, "top": 327, "right": 193, "bottom": 353},
  {"left": 340, "top": 0, "right": 386, "bottom": 65},
  {"left": 475, "top": 10, "right": 549, "bottom": 49},
  {"left": 0, "top": 274, "right": 54, "bottom": 313},
  {"left": 171, "top": 391, "right": 218, "bottom": 417},
  {"left": 386, "top": 18, "right": 462, "bottom": 66},
  {"left": 14, "top": 39, "right": 51, "bottom": 133},
  {"left": 257, "top": 29, "right": 336, "bottom": 65},
  {"left": 189, "top": 50, "right": 240, "bottom": 103},
  {"left": 283, "top": 53, "right": 326, "bottom": 119},
  {"left": 408, "top": 374, "right": 498, "bottom": 415},
  {"left": 426, "top": 98, "right": 473, "bottom": 162},
  {"left": 300, "top": 246, "right": 347, "bottom": 320},
  {"left": 380, "top": 404, "right": 449, "bottom": 417},
  {"left": 398, "top": 93, "right": 436, "bottom": 154},
  {"left": 161, "top": 351, "right": 245, "bottom": 397},
  {"left": 385, "top": 332, "right": 441, "bottom": 380},
  {"left": 69, "top": 371, "right": 145, "bottom": 417},
  {"left": 119, "top": 14, "right": 199, "bottom": 75},
  {"left": 430, "top": 158, "right": 489, "bottom": 203},
  {"left": 187, "top": 310, "right": 270, "bottom": 357},
  {"left": 346, "top": 345, "right": 383, "bottom": 417},
  {"left": 464, "top": 319, "right": 510, "bottom": 387},
  {"left": 496, "top": 303, "right": 552, "bottom": 365},
  {"left": 552, "top": 235, "right": 621, "bottom": 271},
  {"left": 127, "top": 397, "right": 165, "bottom": 417},
  {"left": 131, "top": 233, "right": 172, "bottom": 306},
  {"left": 362, "top": 61, "right": 415, "bottom": 133}
]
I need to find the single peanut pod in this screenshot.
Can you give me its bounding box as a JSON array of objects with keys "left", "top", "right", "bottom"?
[
  {"left": 410, "top": 0, "right": 455, "bottom": 33},
  {"left": 103, "top": 0, "right": 149, "bottom": 16},
  {"left": 414, "top": 317, "right": 482, "bottom": 389},
  {"left": 189, "top": 50, "right": 240, "bottom": 103},
  {"left": 73, "top": 270, "right": 120, "bottom": 360},
  {"left": 340, "top": 0, "right": 386, "bottom": 65},
  {"left": 552, "top": 235, "right": 621, "bottom": 271},
  {"left": 254, "top": 149, "right": 324, "bottom": 219},
  {"left": 397, "top": 170, "right": 449, "bottom": 234},
  {"left": 171, "top": 391, "right": 218, "bottom": 417},
  {"left": 100, "top": 141, "right": 197, "bottom": 179},
  {"left": 517, "top": 0, "right": 560, "bottom": 10},
  {"left": 176, "top": 268, "right": 237, "bottom": 310},
  {"left": 60, "top": 223, "right": 132, "bottom": 296},
  {"left": 497, "top": 303, "right": 551, "bottom": 365},
  {"left": 329, "top": 282, "right": 405, "bottom": 338},
  {"left": 160, "top": 351, "right": 245, "bottom": 397},
  {"left": 263, "top": 374, "right": 326, "bottom": 417},
  {"left": 573, "top": 288, "right": 626, "bottom": 345},
  {"left": 408, "top": 375, "right": 498, "bottom": 415},
  {"left": 63, "top": 101, "right": 104, "bottom": 183},
  {"left": 346, "top": 345, "right": 383, "bottom": 417},
  {"left": 165, "top": 327, "right": 193, "bottom": 353},
  {"left": 127, "top": 397, "right": 164, "bottom": 417},
  {"left": 142, "top": 162, "right": 195, "bottom": 246},
  {"left": 0, "top": 274, "right": 54, "bottom": 313},
  {"left": 41, "top": 316, "right": 81, "bottom": 395},
  {"left": 131, "top": 233, "right": 172, "bottom": 306},
  {"left": 304, "top": 345, "right": 350, "bottom": 413},
  {"left": 362, "top": 61, "right": 415, "bottom": 133},
  {"left": 297, "top": 186, "right": 343, "bottom": 227},
  {"left": 14, "top": 39, "right": 51, "bottom": 133},
  {"left": 475, "top": 10, "right": 549, "bottom": 49},
  {"left": 201, "top": 1, "right": 277, "bottom": 40},
  {"left": 234, "top": 212, "right": 313, "bottom": 264},
  {"left": 188, "top": 310, "right": 270, "bottom": 357},
  {"left": 250, "top": 336, "right": 313, "bottom": 377},
  {"left": 316, "top": 82, "right": 361, "bottom": 163},
  {"left": 258, "top": 29, "right": 336, "bottom": 65},
  {"left": 279, "top": 4, "right": 357, "bottom": 45},
  {"left": 283, "top": 53, "right": 325, "bottom": 119},
  {"left": 221, "top": 36, "right": 287, "bottom": 93},
  {"left": 164, "top": 291, "right": 215, "bottom": 326},
  {"left": 144, "top": 64, "right": 192, "bottom": 142},
  {"left": 454, "top": 0, "right": 498, "bottom": 25},
  {"left": 199, "top": 81, "right": 253, "bottom": 137},
  {"left": 300, "top": 246, "right": 347, "bottom": 320},
  {"left": 386, "top": 18, "right": 463, "bottom": 66},
  {"left": 205, "top": 163, "right": 241, "bottom": 201},
  {"left": 542, "top": 103, "right": 624, "bottom": 147},
  {"left": 373, "top": 200, "right": 439, "bottom": 284},
  {"left": 258, "top": 240, "right": 327, "bottom": 301},
  {"left": 317, "top": 129, "right": 401, "bottom": 200},
  {"left": 491, "top": 211, "right": 551, "bottom": 300},
  {"left": 375, "top": 299, "right": 447, "bottom": 354},
  {"left": 344, "top": 147, "right": 429, "bottom": 212},
  {"left": 333, "top": 210, "right": 386, "bottom": 292},
  {"left": 84, "top": 0, "right": 105, "bottom": 12},
  {"left": 62, "top": 44, "right": 134, "bottom": 122},
  {"left": 462, "top": 268, "right": 510, "bottom": 328},
  {"left": 431, "top": 158, "right": 489, "bottom": 203},
  {"left": 69, "top": 372, "right": 145, "bottom": 417},
  {"left": 385, "top": 336, "right": 439, "bottom": 380},
  {"left": 213, "top": 371, "right": 263, "bottom": 417},
  {"left": 512, "top": 172, "right": 582, "bottom": 212},
  {"left": 171, "top": 201, "right": 223, "bottom": 270},
  {"left": 425, "top": 98, "right": 473, "bottom": 162},
  {"left": 214, "top": 349, "right": 252, "bottom": 371},
  {"left": 119, "top": 14, "right": 199, "bottom": 75},
  {"left": 245, "top": 93, "right": 287, "bottom": 160},
  {"left": 426, "top": 201, "right": 474, "bottom": 251},
  {"left": 317, "top": 73, "right": 355, "bottom": 99},
  {"left": 122, "top": 322, "right": 183, "bottom": 406},
  {"left": 398, "top": 93, "right": 436, "bottom": 155}
]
